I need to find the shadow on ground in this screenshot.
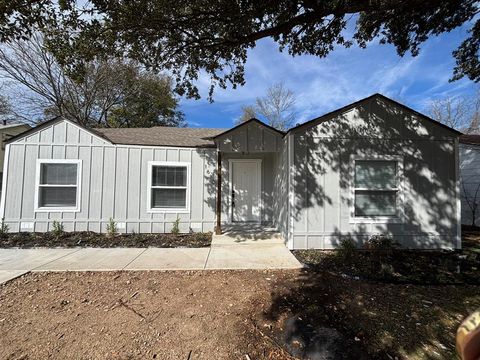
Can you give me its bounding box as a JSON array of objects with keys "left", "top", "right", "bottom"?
[{"left": 264, "top": 269, "right": 480, "bottom": 360}]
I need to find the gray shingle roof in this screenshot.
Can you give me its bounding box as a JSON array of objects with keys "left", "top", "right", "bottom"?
[{"left": 93, "top": 126, "right": 227, "bottom": 147}]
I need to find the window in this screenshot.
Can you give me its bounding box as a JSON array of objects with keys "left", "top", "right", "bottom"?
[
  {"left": 148, "top": 162, "right": 189, "bottom": 211},
  {"left": 353, "top": 158, "right": 401, "bottom": 218},
  {"left": 35, "top": 160, "right": 81, "bottom": 211}
]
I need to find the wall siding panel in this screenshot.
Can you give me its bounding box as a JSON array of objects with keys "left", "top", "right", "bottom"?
[{"left": 2, "top": 121, "right": 217, "bottom": 233}]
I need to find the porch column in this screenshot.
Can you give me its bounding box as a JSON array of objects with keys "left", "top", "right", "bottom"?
[{"left": 215, "top": 151, "right": 222, "bottom": 235}]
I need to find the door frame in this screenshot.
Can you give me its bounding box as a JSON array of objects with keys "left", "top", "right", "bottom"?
[{"left": 228, "top": 159, "right": 262, "bottom": 223}]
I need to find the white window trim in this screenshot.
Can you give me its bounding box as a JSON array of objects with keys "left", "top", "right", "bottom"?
[
  {"left": 34, "top": 159, "right": 82, "bottom": 213},
  {"left": 147, "top": 161, "right": 191, "bottom": 213},
  {"left": 349, "top": 155, "right": 404, "bottom": 224}
]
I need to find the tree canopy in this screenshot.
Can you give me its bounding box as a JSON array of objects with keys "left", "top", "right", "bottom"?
[
  {"left": 0, "top": 33, "right": 185, "bottom": 127},
  {"left": 0, "top": 1, "right": 477, "bottom": 100}
]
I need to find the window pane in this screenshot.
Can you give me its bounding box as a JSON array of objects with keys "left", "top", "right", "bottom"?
[
  {"left": 39, "top": 187, "right": 77, "bottom": 207},
  {"left": 355, "top": 161, "right": 397, "bottom": 189},
  {"left": 151, "top": 188, "right": 186, "bottom": 208},
  {"left": 354, "top": 190, "right": 396, "bottom": 216},
  {"left": 152, "top": 166, "right": 186, "bottom": 186},
  {"left": 41, "top": 163, "right": 77, "bottom": 185}
]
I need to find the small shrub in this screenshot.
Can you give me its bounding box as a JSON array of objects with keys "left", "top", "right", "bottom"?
[
  {"left": 171, "top": 216, "right": 180, "bottom": 235},
  {"left": 106, "top": 218, "right": 118, "bottom": 237},
  {"left": 0, "top": 218, "right": 9, "bottom": 238},
  {"left": 51, "top": 220, "right": 64, "bottom": 236},
  {"left": 364, "top": 234, "right": 399, "bottom": 255},
  {"left": 337, "top": 238, "right": 357, "bottom": 260}
]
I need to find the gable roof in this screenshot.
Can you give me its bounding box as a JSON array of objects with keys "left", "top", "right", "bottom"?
[
  {"left": 212, "top": 118, "right": 286, "bottom": 139},
  {"left": 288, "top": 93, "right": 462, "bottom": 136},
  {"left": 94, "top": 127, "right": 226, "bottom": 147},
  {"left": 460, "top": 134, "right": 480, "bottom": 145},
  {"left": 5, "top": 117, "right": 113, "bottom": 145}
]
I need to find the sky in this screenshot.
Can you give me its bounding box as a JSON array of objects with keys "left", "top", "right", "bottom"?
[{"left": 181, "top": 23, "right": 478, "bottom": 129}]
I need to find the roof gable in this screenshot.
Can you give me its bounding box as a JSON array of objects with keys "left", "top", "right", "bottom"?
[
  {"left": 289, "top": 93, "right": 461, "bottom": 137},
  {"left": 6, "top": 117, "right": 112, "bottom": 145}
]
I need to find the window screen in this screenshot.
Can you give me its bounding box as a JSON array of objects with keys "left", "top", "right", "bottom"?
[
  {"left": 354, "top": 160, "right": 398, "bottom": 217},
  {"left": 151, "top": 165, "right": 187, "bottom": 209},
  {"left": 38, "top": 163, "right": 78, "bottom": 208}
]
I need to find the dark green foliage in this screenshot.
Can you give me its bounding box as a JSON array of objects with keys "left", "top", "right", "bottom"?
[
  {"left": 337, "top": 238, "right": 356, "bottom": 261},
  {"left": 0, "top": 1, "right": 477, "bottom": 99}
]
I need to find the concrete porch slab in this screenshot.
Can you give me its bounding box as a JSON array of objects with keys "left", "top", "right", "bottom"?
[
  {"left": 205, "top": 245, "right": 302, "bottom": 270},
  {"left": 124, "top": 248, "right": 210, "bottom": 270},
  {"left": 32, "top": 248, "right": 146, "bottom": 271}
]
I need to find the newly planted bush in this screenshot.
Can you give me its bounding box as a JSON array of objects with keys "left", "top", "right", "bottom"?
[
  {"left": 106, "top": 218, "right": 118, "bottom": 237},
  {"left": 0, "top": 218, "right": 9, "bottom": 238},
  {"left": 337, "top": 238, "right": 357, "bottom": 261},
  {"left": 51, "top": 220, "right": 64, "bottom": 236},
  {"left": 171, "top": 216, "right": 180, "bottom": 235}
]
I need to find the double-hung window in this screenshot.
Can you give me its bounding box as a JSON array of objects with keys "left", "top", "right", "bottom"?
[
  {"left": 148, "top": 162, "right": 190, "bottom": 212},
  {"left": 35, "top": 160, "right": 81, "bottom": 211},
  {"left": 353, "top": 157, "right": 402, "bottom": 219}
]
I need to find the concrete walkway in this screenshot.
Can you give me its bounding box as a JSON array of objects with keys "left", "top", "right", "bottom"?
[{"left": 0, "top": 233, "right": 302, "bottom": 284}]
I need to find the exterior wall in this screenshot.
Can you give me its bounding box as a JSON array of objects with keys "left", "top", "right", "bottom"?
[
  {"left": 2, "top": 120, "right": 217, "bottom": 233},
  {"left": 216, "top": 121, "right": 282, "bottom": 153},
  {"left": 290, "top": 96, "right": 460, "bottom": 249},
  {"left": 460, "top": 143, "right": 480, "bottom": 226},
  {"left": 0, "top": 124, "right": 30, "bottom": 170},
  {"left": 221, "top": 152, "right": 276, "bottom": 224},
  {"left": 272, "top": 136, "right": 289, "bottom": 239}
]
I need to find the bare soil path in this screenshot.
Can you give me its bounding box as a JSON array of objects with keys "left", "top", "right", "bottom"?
[{"left": 0, "top": 270, "right": 478, "bottom": 360}]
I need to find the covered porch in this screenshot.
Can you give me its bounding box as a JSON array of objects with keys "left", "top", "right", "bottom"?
[{"left": 212, "top": 119, "right": 289, "bottom": 240}]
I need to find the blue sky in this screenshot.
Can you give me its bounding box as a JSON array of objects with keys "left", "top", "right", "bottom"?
[{"left": 181, "top": 23, "right": 478, "bottom": 129}]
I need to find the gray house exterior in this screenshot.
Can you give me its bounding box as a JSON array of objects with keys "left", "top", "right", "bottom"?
[
  {"left": 460, "top": 135, "right": 480, "bottom": 226},
  {"left": 0, "top": 94, "right": 462, "bottom": 249}
]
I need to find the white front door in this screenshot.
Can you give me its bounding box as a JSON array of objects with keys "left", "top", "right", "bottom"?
[{"left": 231, "top": 160, "right": 261, "bottom": 222}]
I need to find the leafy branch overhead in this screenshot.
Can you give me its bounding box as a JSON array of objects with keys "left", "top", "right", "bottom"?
[{"left": 0, "top": 1, "right": 478, "bottom": 99}]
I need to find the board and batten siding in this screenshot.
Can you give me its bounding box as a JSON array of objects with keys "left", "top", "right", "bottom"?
[
  {"left": 2, "top": 120, "right": 217, "bottom": 233},
  {"left": 289, "top": 96, "right": 460, "bottom": 250},
  {"left": 460, "top": 142, "right": 480, "bottom": 226}
]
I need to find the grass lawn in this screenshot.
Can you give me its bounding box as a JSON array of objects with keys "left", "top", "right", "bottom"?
[{"left": 0, "top": 229, "right": 478, "bottom": 359}]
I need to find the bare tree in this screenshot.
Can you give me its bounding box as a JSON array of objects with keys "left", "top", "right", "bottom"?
[
  {"left": 238, "top": 82, "right": 296, "bottom": 131},
  {"left": 461, "top": 177, "right": 480, "bottom": 227},
  {"left": 237, "top": 105, "right": 257, "bottom": 124},
  {"left": 429, "top": 91, "right": 480, "bottom": 133},
  {"left": 0, "top": 33, "right": 184, "bottom": 127}
]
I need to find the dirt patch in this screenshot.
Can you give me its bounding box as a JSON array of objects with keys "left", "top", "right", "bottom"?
[
  {"left": 0, "top": 270, "right": 478, "bottom": 360},
  {"left": 0, "top": 232, "right": 212, "bottom": 248}
]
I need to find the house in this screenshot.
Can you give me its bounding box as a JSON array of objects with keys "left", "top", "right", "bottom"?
[
  {"left": 0, "top": 94, "right": 461, "bottom": 249},
  {"left": 460, "top": 134, "right": 480, "bottom": 226},
  {"left": 0, "top": 123, "right": 31, "bottom": 193},
  {"left": 0, "top": 123, "right": 31, "bottom": 169}
]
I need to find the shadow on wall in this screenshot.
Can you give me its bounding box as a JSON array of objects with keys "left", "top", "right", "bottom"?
[
  {"left": 292, "top": 96, "right": 457, "bottom": 248},
  {"left": 198, "top": 97, "right": 457, "bottom": 248}
]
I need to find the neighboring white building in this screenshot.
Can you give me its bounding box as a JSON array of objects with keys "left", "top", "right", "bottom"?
[
  {"left": 0, "top": 94, "right": 462, "bottom": 249},
  {"left": 460, "top": 135, "right": 480, "bottom": 227}
]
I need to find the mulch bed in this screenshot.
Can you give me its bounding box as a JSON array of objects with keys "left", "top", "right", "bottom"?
[
  {"left": 294, "top": 229, "right": 480, "bottom": 285},
  {"left": 0, "top": 270, "right": 478, "bottom": 360},
  {"left": 0, "top": 231, "right": 212, "bottom": 248}
]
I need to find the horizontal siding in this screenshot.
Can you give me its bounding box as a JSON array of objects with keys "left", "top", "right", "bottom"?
[{"left": 3, "top": 121, "right": 217, "bottom": 233}]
